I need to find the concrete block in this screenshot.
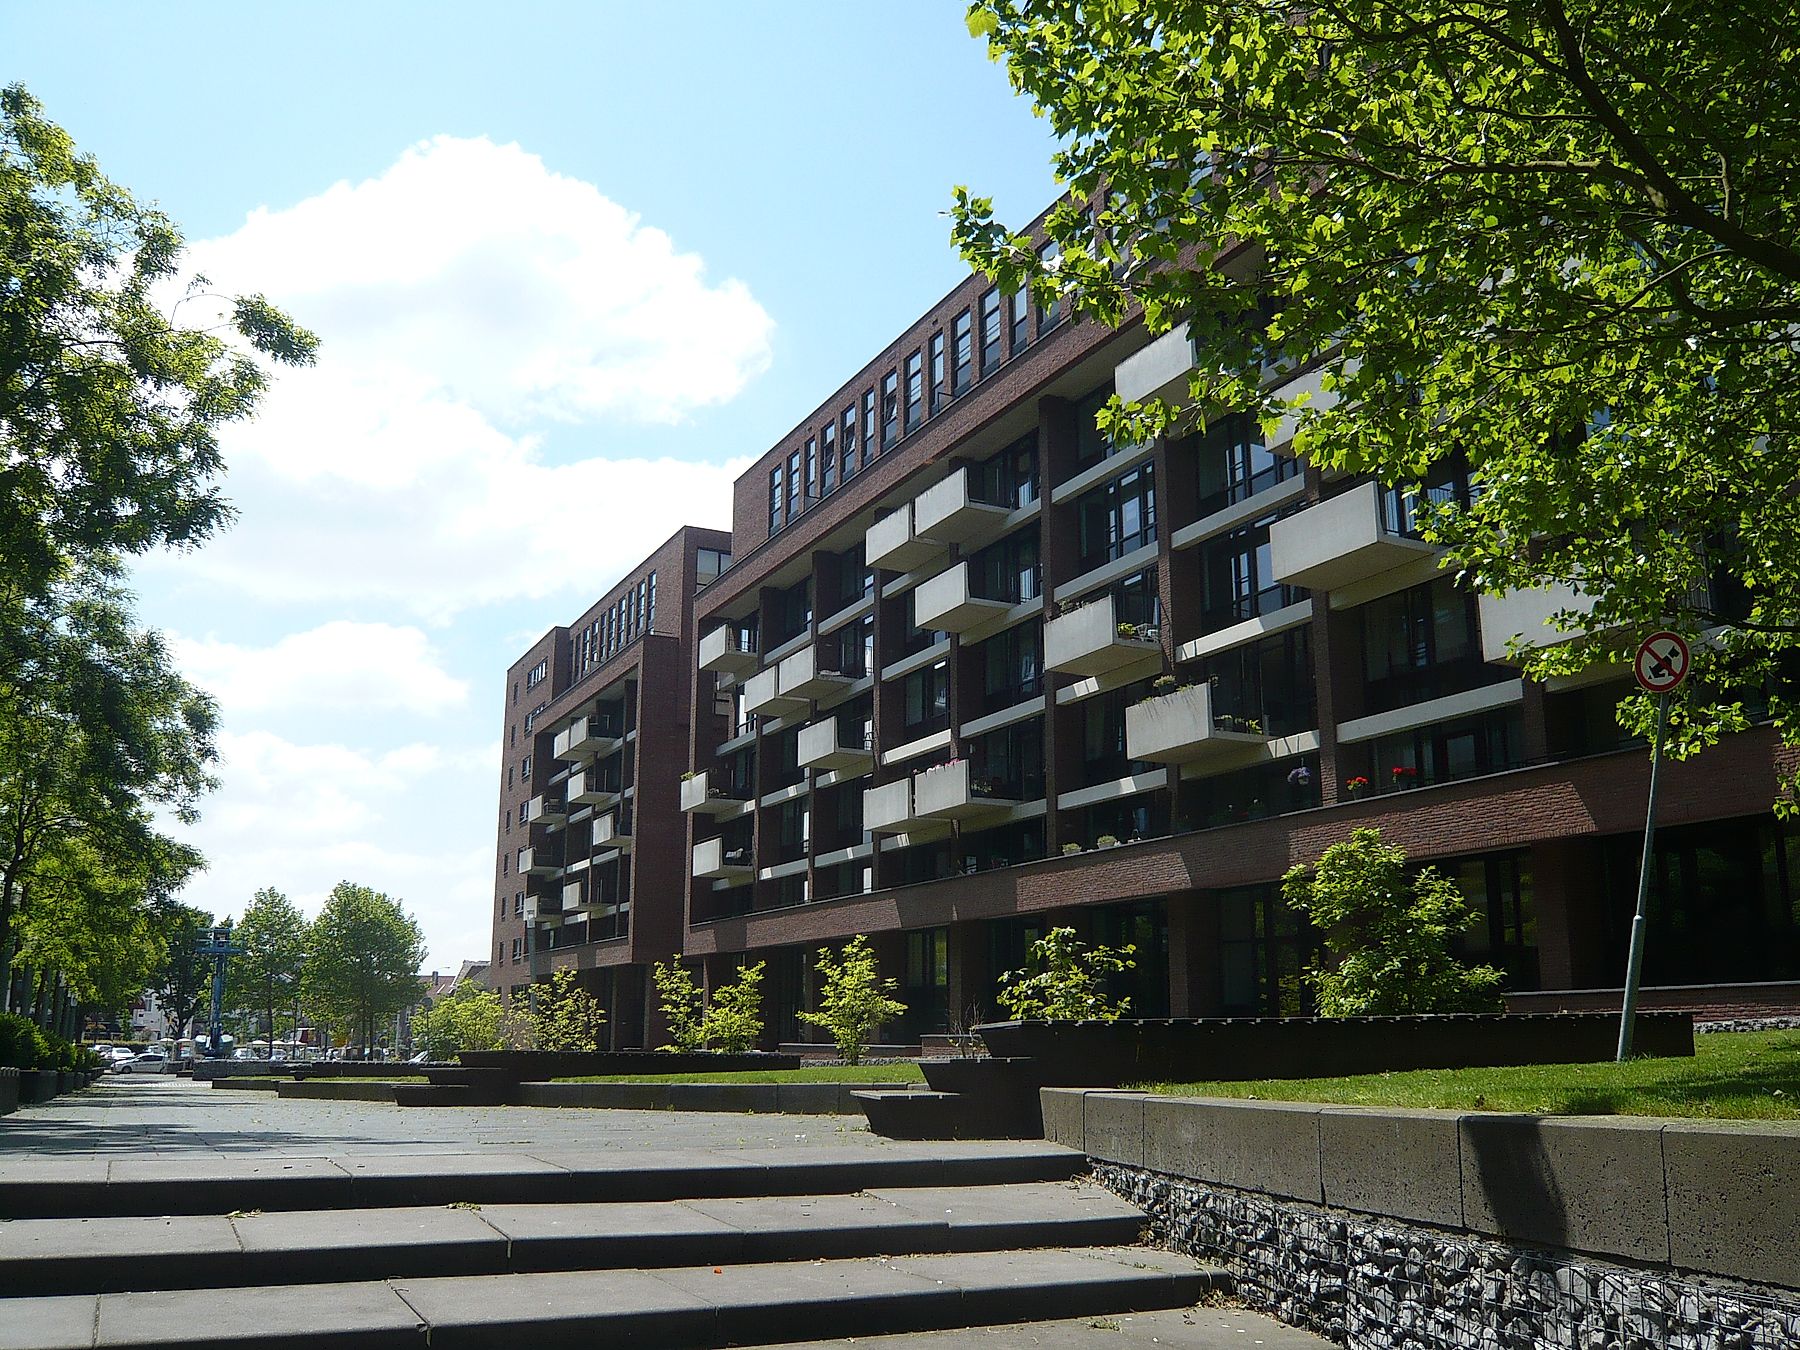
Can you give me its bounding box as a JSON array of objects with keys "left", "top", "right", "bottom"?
[
  {"left": 1459, "top": 1114, "right": 1669, "bottom": 1264},
  {"left": 1141, "top": 1097, "right": 1324, "bottom": 1202},
  {"left": 1084, "top": 1092, "right": 1149, "bottom": 1167},
  {"left": 0, "top": 1294, "right": 98, "bottom": 1350},
  {"left": 1039, "top": 1088, "right": 1089, "bottom": 1151},
  {"left": 675, "top": 1083, "right": 780, "bottom": 1113},
  {"left": 775, "top": 1083, "right": 840, "bottom": 1114},
  {"left": 1319, "top": 1106, "right": 1464, "bottom": 1228},
  {"left": 1664, "top": 1120, "right": 1800, "bottom": 1289}
]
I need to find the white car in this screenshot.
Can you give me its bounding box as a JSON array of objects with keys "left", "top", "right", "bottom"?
[
  {"left": 107, "top": 1047, "right": 138, "bottom": 1071},
  {"left": 122, "top": 1051, "right": 167, "bottom": 1074}
]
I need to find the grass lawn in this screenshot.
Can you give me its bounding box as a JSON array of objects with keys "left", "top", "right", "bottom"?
[
  {"left": 555, "top": 1063, "right": 928, "bottom": 1085},
  {"left": 1133, "top": 1029, "right": 1800, "bottom": 1121}
]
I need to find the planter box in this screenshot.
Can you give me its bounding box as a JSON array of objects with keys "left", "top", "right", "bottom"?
[
  {"left": 20, "top": 1069, "right": 55, "bottom": 1103},
  {"left": 0, "top": 1067, "right": 17, "bottom": 1115},
  {"left": 975, "top": 1013, "right": 1695, "bottom": 1086},
  {"left": 456, "top": 1050, "right": 801, "bottom": 1081}
]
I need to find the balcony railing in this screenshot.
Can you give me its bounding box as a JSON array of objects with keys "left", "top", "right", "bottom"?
[
  {"left": 743, "top": 664, "right": 810, "bottom": 719},
  {"left": 693, "top": 837, "right": 755, "bottom": 881},
  {"left": 553, "top": 715, "right": 623, "bottom": 762},
  {"left": 1125, "top": 682, "right": 1272, "bottom": 768},
  {"left": 698, "top": 625, "right": 759, "bottom": 675},
  {"left": 914, "top": 466, "right": 1013, "bottom": 546},
  {"left": 1477, "top": 583, "right": 1598, "bottom": 666},
  {"left": 567, "top": 769, "right": 620, "bottom": 807},
  {"left": 1043, "top": 593, "right": 1162, "bottom": 676},
  {"left": 680, "top": 770, "right": 748, "bottom": 815},
  {"left": 1268, "top": 481, "right": 1436, "bottom": 593},
  {"left": 592, "top": 809, "right": 633, "bottom": 852},
  {"left": 522, "top": 794, "right": 566, "bottom": 825},
  {"left": 863, "top": 777, "right": 934, "bottom": 834},
  {"left": 913, "top": 759, "right": 1019, "bottom": 822},
  {"left": 778, "top": 646, "right": 856, "bottom": 701}
]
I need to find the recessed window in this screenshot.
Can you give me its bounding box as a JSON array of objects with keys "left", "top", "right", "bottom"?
[
  {"left": 1036, "top": 241, "right": 1063, "bottom": 330},
  {"left": 804, "top": 438, "right": 817, "bottom": 505},
  {"left": 841, "top": 407, "right": 859, "bottom": 481},
  {"left": 980, "top": 288, "right": 1003, "bottom": 374},
  {"left": 787, "top": 449, "right": 802, "bottom": 520},
  {"left": 952, "top": 309, "right": 973, "bottom": 394},
  {"left": 821, "top": 423, "right": 838, "bottom": 495},
  {"left": 768, "top": 463, "right": 785, "bottom": 533},
  {"left": 881, "top": 372, "right": 899, "bottom": 446},
  {"left": 928, "top": 332, "right": 946, "bottom": 413},
  {"left": 1009, "top": 289, "right": 1029, "bottom": 352},
  {"left": 526, "top": 659, "right": 548, "bottom": 690},
  {"left": 904, "top": 350, "right": 924, "bottom": 432}
]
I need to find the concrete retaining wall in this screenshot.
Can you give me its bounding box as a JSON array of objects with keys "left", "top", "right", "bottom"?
[
  {"left": 1045, "top": 1089, "right": 1800, "bottom": 1289},
  {"left": 515, "top": 1081, "right": 913, "bottom": 1114},
  {"left": 277, "top": 1079, "right": 405, "bottom": 1102},
  {"left": 0, "top": 1067, "right": 16, "bottom": 1116}
]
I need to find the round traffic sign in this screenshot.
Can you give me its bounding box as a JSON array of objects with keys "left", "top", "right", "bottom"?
[{"left": 1634, "top": 631, "right": 1690, "bottom": 694}]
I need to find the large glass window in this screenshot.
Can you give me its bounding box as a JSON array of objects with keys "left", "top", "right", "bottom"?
[
  {"left": 1365, "top": 708, "right": 1524, "bottom": 793},
  {"left": 1079, "top": 676, "right": 1158, "bottom": 783},
  {"left": 786, "top": 449, "right": 802, "bottom": 521},
  {"left": 841, "top": 407, "right": 859, "bottom": 481},
  {"left": 905, "top": 350, "right": 924, "bottom": 432},
  {"left": 968, "top": 524, "right": 1040, "bottom": 605},
  {"left": 1360, "top": 576, "right": 1509, "bottom": 713},
  {"left": 901, "top": 927, "right": 950, "bottom": 1039},
  {"left": 820, "top": 424, "right": 837, "bottom": 495},
  {"left": 1189, "top": 753, "right": 1322, "bottom": 829},
  {"left": 979, "top": 287, "right": 1003, "bottom": 373},
  {"left": 902, "top": 660, "right": 951, "bottom": 734},
  {"left": 1036, "top": 240, "right": 1063, "bottom": 330},
  {"left": 977, "top": 620, "right": 1043, "bottom": 708},
  {"left": 1194, "top": 413, "right": 1301, "bottom": 517},
  {"left": 768, "top": 464, "right": 784, "bottom": 534},
  {"left": 1198, "top": 509, "right": 1307, "bottom": 632},
  {"left": 1198, "top": 628, "right": 1316, "bottom": 737},
  {"left": 1218, "top": 885, "right": 1317, "bottom": 1016},
  {"left": 929, "top": 332, "right": 946, "bottom": 413},
  {"left": 1437, "top": 853, "right": 1538, "bottom": 990},
  {"left": 968, "top": 719, "right": 1044, "bottom": 801},
  {"left": 1075, "top": 462, "right": 1157, "bottom": 574},
  {"left": 970, "top": 432, "right": 1039, "bottom": 510},
  {"left": 1009, "top": 289, "right": 1029, "bottom": 351},
  {"left": 830, "top": 615, "right": 874, "bottom": 678}
]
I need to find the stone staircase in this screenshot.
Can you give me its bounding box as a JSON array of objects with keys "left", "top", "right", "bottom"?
[{"left": 0, "top": 1143, "right": 1266, "bottom": 1349}]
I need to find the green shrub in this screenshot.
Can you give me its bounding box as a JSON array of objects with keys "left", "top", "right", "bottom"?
[
  {"left": 997, "top": 927, "right": 1136, "bottom": 1022},
  {"left": 530, "top": 968, "right": 609, "bottom": 1052},
  {"left": 0, "top": 1013, "right": 54, "bottom": 1069},
  {"left": 799, "top": 935, "right": 907, "bottom": 1065},
  {"left": 1281, "top": 828, "right": 1504, "bottom": 1016},
  {"left": 651, "top": 960, "right": 766, "bottom": 1052}
]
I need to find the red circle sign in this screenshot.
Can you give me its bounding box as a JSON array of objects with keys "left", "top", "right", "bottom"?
[{"left": 1634, "top": 631, "right": 1690, "bottom": 694}]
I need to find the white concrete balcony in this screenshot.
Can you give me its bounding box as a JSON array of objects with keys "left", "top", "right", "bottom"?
[
  {"left": 798, "top": 718, "right": 874, "bottom": 773},
  {"left": 567, "top": 769, "right": 619, "bottom": 809},
  {"left": 914, "top": 561, "right": 1012, "bottom": 634},
  {"left": 1478, "top": 583, "right": 1599, "bottom": 665},
  {"left": 913, "top": 759, "right": 1018, "bottom": 822},
  {"left": 863, "top": 778, "right": 933, "bottom": 834},
  {"left": 554, "top": 715, "right": 623, "bottom": 763},
  {"left": 1043, "top": 593, "right": 1162, "bottom": 676},
  {"left": 914, "top": 466, "right": 1011, "bottom": 546},
  {"left": 743, "top": 664, "right": 810, "bottom": 719},
  {"left": 560, "top": 879, "right": 586, "bottom": 911},
  {"left": 592, "top": 811, "right": 633, "bottom": 853},
  {"left": 1125, "top": 682, "right": 1272, "bottom": 767},
  {"left": 1114, "top": 325, "right": 1197, "bottom": 406},
  {"left": 778, "top": 646, "right": 856, "bottom": 701},
  {"left": 680, "top": 770, "right": 747, "bottom": 815},
  {"left": 1268, "top": 481, "right": 1435, "bottom": 593},
  {"left": 517, "top": 846, "right": 560, "bottom": 877},
  {"left": 522, "top": 793, "right": 565, "bottom": 825},
  {"left": 693, "top": 837, "right": 754, "bottom": 881},
  {"left": 698, "top": 625, "right": 758, "bottom": 675},
  {"left": 522, "top": 894, "right": 543, "bottom": 923},
  {"left": 866, "top": 503, "right": 945, "bottom": 573}
]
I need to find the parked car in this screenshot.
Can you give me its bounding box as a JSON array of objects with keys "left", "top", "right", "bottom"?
[
  {"left": 122, "top": 1050, "right": 167, "bottom": 1073},
  {"left": 107, "top": 1047, "right": 138, "bottom": 1071}
]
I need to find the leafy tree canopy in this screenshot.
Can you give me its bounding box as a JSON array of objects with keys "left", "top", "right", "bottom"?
[
  {"left": 1282, "top": 828, "right": 1504, "bottom": 1015},
  {"left": 799, "top": 935, "right": 906, "bottom": 1065},
  {"left": 301, "top": 882, "right": 424, "bottom": 1055},
  {"left": 0, "top": 83, "right": 317, "bottom": 593},
  {"left": 955, "top": 0, "right": 1800, "bottom": 807},
  {"left": 224, "top": 888, "right": 307, "bottom": 1040},
  {"left": 997, "top": 927, "right": 1136, "bottom": 1022}
]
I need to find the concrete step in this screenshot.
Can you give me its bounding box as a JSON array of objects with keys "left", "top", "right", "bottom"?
[
  {"left": 0, "top": 1143, "right": 1086, "bottom": 1219},
  {"left": 756, "top": 1305, "right": 1335, "bottom": 1349},
  {"left": 0, "top": 1181, "right": 1149, "bottom": 1295},
  {"left": 855, "top": 1091, "right": 1041, "bottom": 1140},
  {"left": 1, "top": 1245, "right": 1221, "bottom": 1349}
]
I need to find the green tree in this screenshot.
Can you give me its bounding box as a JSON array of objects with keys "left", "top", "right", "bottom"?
[
  {"left": 415, "top": 979, "right": 506, "bottom": 1060},
  {"left": 529, "top": 967, "right": 608, "bottom": 1052},
  {"left": 149, "top": 902, "right": 215, "bottom": 1039},
  {"left": 224, "top": 888, "right": 307, "bottom": 1051},
  {"left": 1282, "top": 828, "right": 1504, "bottom": 1016},
  {"left": 702, "top": 961, "right": 766, "bottom": 1053},
  {"left": 302, "top": 882, "right": 424, "bottom": 1057},
  {"left": 996, "top": 927, "right": 1136, "bottom": 1022},
  {"left": 651, "top": 961, "right": 707, "bottom": 1052},
  {"left": 0, "top": 565, "right": 216, "bottom": 1017},
  {"left": 799, "top": 936, "right": 906, "bottom": 1065},
  {"left": 0, "top": 83, "right": 316, "bottom": 595},
  {"left": 955, "top": 1, "right": 1800, "bottom": 809}
]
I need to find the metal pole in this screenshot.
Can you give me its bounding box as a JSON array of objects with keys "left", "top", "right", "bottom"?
[{"left": 1617, "top": 691, "right": 1672, "bottom": 1061}]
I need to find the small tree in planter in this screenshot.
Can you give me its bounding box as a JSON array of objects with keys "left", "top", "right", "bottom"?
[
  {"left": 529, "top": 968, "right": 608, "bottom": 1052},
  {"left": 702, "top": 961, "right": 767, "bottom": 1053},
  {"left": 997, "top": 927, "right": 1136, "bottom": 1022},
  {"left": 799, "top": 935, "right": 907, "bottom": 1064},
  {"left": 1281, "top": 828, "right": 1504, "bottom": 1016},
  {"left": 651, "top": 961, "right": 707, "bottom": 1051}
]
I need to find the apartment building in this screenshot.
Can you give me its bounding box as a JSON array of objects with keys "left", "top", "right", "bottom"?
[
  {"left": 676, "top": 218, "right": 1800, "bottom": 1042},
  {"left": 491, "top": 526, "right": 730, "bottom": 1046}
]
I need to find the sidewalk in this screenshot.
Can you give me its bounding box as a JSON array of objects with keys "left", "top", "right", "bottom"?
[{"left": 0, "top": 1073, "right": 898, "bottom": 1160}]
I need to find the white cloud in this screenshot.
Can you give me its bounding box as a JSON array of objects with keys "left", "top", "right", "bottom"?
[
  {"left": 142, "top": 135, "right": 769, "bottom": 621},
  {"left": 171, "top": 622, "right": 469, "bottom": 715},
  {"left": 172, "top": 731, "right": 500, "bottom": 972}
]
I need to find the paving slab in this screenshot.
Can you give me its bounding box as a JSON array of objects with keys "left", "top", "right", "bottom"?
[
  {"left": 391, "top": 1266, "right": 715, "bottom": 1350},
  {"left": 92, "top": 1279, "right": 422, "bottom": 1348},
  {"left": 0, "top": 1294, "right": 97, "bottom": 1350},
  {"left": 0, "top": 1213, "right": 240, "bottom": 1295},
  {"left": 648, "top": 1252, "right": 961, "bottom": 1343},
  {"left": 101, "top": 1155, "right": 354, "bottom": 1216},
  {"left": 878, "top": 1246, "right": 1219, "bottom": 1327},
  {"left": 226, "top": 1204, "right": 506, "bottom": 1282},
  {"left": 336, "top": 1150, "right": 572, "bottom": 1206},
  {"left": 869, "top": 1180, "right": 1147, "bottom": 1245},
  {"left": 474, "top": 1197, "right": 745, "bottom": 1267},
  {"left": 678, "top": 1191, "right": 948, "bottom": 1259},
  {"left": 756, "top": 1305, "right": 1332, "bottom": 1348}
]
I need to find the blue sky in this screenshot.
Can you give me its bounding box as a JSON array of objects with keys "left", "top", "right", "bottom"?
[{"left": 2, "top": 3, "right": 1063, "bottom": 973}]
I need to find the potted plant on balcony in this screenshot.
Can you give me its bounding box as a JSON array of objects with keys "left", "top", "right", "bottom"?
[
  {"left": 1390, "top": 765, "right": 1419, "bottom": 789},
  {"left": 1096, "top": 834, "right": 1120, "bottom": 849},
  {"left": 1345, "top": 775, "right": 1371, "bottom": 800},
  {"left": 1061, "top": 842, "right": 1083, "bottom": 856},
  {"left": 1152, "top": 674, "right": 1178, "bottom": 695}
]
